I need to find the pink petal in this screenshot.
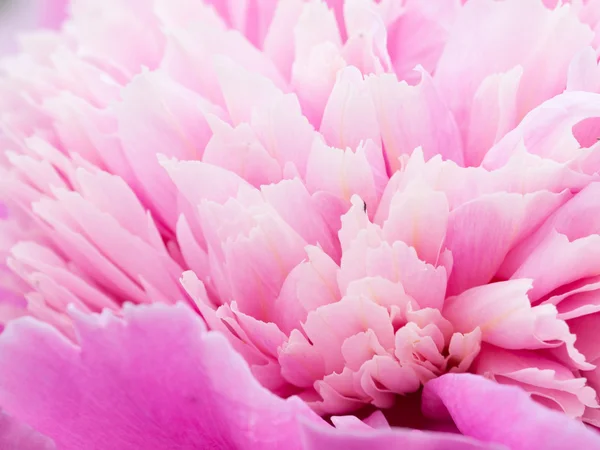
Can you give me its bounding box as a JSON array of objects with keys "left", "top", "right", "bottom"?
[
  {"left": 273, "top": 245, "right": 340, "bottom": 334},
  {"left": 381, "top": 181, "right": 449, "bottom": 266},
  {"left": 446, "top": 191, "right": 568, "bottom": 295},
  {"left": 300, "top": 418, "right": 499, "bottom": 450},
  {"left": 511, "top": 231, "right": 600, "bottom": 302},
  {"left": 339, "top": 223, "right": 448, "bottom": 310},
  {"left": 262, "top": 180, "right": 339, "bottom": 259},
  {"left": 291, "top": 1, "right": 345, "bottom": 126},
  {"left": 445, "top": 279, "right": 588, "bottom": 369},
  {"left": 202, "top": 117, "right": 283, "bottom": 187},
  {"left": 464, "top": 67, "right": 522, "bottom": 167},
  {"left": 320, "top": 67, "right": 380, "bottom": 152},
  {"left": 423, "top": 373, "right": 600, "bottom": 449},
  {"left": 0, "top": 0, "right": 66, "bottom": 55},
  {"left": 0, "top": 303, "right": 322, "bottom": 449},
  {"left": 366, "top": 69, "right": 463, "bottom": 171},
  {"left": 263, "top": 0, "right": 304, "bottom": 79},
  {"left": 341, "top": 0, "right": 392, "bottom": 74},
  {"left": 483, "top": 91, "right": 600, "bottom": 169},
  {"left": 0, "top": 411, "right": 55, "bottom": 450},
  {"left": 114, "top": 70, "right": 221, "bottom": 228},
  {"left": 306, "top": 139, "right": 386, "bottom": 216},
  {"left": 435, "top": 0, "right": 592, "bottom": 127},
  {"left": 473, "top": 346, "right": 597, "bottom": 419},
  {"left": 69, "top": 0, "right": 165, "bottom": 75},
  {"left": 567, "top": 47, "right": 600, "bottom": 93},
  {"left": 302, "top": 295, "right": 394, "bottom": 374},
  {"left": 385, "top": 0, "right": 460, "bottom": 84}
]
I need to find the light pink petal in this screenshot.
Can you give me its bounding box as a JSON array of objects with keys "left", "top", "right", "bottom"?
[
  {"left": 569, "top": 312, "right": 600, "bottom": 365},
  {"left": 473, "top": 346, "right": 598, "bottom": 419},
  {"left": 224, "top": 0, "right": 278, "bottom": 49},
  {"left": 549, "top": 279, "right": 600, "bottom": 320},
  {"left": 423, "top": 373, "right": 600, "bottom": 450},
  {"left": 300, "top": 418, "right": 499, "bottom": 450},
  {"left": 445, "top": 280, "right": 589, "bottom": 369},
  {"left": 202, "top": 117, "right": 283, "bottom": 187},
  {"left": 302, "top": 295, "right": 395, "bottom": 374},
  {"left": 330, "top": 415, "right": 373, "bottom": 432},
  {"left": 180, "top": 271, "right": 275, "bottom": 370},
  {"left": 384, "top": 0, "right": 460, "bottom": 84},
  {"left": 263, "top": 0, "right": 304, "bottom": 79},
  {"left": 320, "top": 66, "right": 380, "bottom": 152},
  {"left": 446, "top": 191, "right": 568, "bottom": 295},
  {"left": 0, "top": 303, "right": 322, "bottom": 449},
  {"left": 154, "top": 0, "right": 225, "bottom": 29},
  {"left": 214, "top": 56, "right": 285, "bottom": 125},
  {"left": 262, "top": 179, "right": 339, "bottom": 259},
  {"left": 306, "top": 139, "right": 386, "bottom": 216},
  {"left": 464, "top": 67, "right": 522, "bottom": 167},
  {"left": 367, "top": 69, "right": 463, "bottom": 172},
  {"left": 341, "top": 0, "right": 392, "bottom": 74},
  {"left": 341, "top": 330, "right": 389, "bottom": 372},
  {"left": 250, "top": 91, "right": 317, "bottom": 178},
  {"left": 162, "top": 158, "right": 252, "bottom": 209},
  {"left": 175, "top": 215, "right": 210, "bottom": 282},
  {"left": 198, "top": 195, "right": 307, "bottom": 321},
  {"left": 211, "top": 302, "right": 291, "bottom": 394},
  {"left": 381, "top": 181, "right": 449, "bottom": 266},
  {"left": 345, "top": 277, "right": 416, "bottom": 327},
  {"left": 501, "top": 182, "right": 600, "bottom": 282},
  {"left": 68, "top": 0, "right": 165, "bottom": 76},
  {"left": 435, "top": 0, "right": 592, "bottom": 128},
  {"left": 511, "top": 231, "right": 600, "bottom": 302},
  {"left": 37, "top": 186, "right": 183, "bottom": 302},
  {"left": 273, "top": 245, "right": 340, "bottom": 334},
  {"left": 0, "top": 0, "right": 67, "bottom": 55},
  {"left": 338, "top": 207, "right": 448, "bottom": 310},
  {"left": 9, "top": 241, "right": 117, "bottom": 313},
  {"left": 567, "top": 47, "right": 600, "bottom": 93},
  {"left": 31, "top": 198, "right": 148, "bottom": 304},
  {"left": 394, "top": 322, "right": 446, "bottom": 381},
  {"left": 114, "top": 70, "right": 221, "bottom": 228},
  {"left": 279, "top": 329, "right": 327, "bottom": 388},
  {"left": 446, "top": 328, "right": 482, "bottom": 373},
  {"left": 483, "top": 92, "right": 600, "bottom": 169},
  {"left": 291, "top": 1, "right": 345, "bottom": 126},
  {"left": 161, "top": 17, "right": 285, "bottom": 106}
]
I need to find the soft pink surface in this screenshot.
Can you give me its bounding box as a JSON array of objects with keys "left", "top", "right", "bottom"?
[
  {"left": 0, "top": 0, "right": 67, "bottom": 54},
  {"left": 1, "top": 0, "right": 600, "bottom": 448},
  {"left": 1, "top": 302, "right": 598, "bottom": 449}
]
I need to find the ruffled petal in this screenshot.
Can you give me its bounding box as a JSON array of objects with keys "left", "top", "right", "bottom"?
[{"left": 0, "top": 303, "right": 322, "bottom": 450}]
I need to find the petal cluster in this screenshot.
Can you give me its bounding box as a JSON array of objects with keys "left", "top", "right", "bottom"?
[{"left": 1, "top": 0, "right": 600, "bottom": 447}]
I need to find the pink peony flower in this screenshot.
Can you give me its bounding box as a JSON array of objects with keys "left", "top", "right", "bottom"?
[{"left": 1, "top": 0, "right": 600, "bottom": 448}]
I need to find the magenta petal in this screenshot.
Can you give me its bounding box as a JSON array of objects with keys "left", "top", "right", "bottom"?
[
  {"left": 0, "top": 411, "right": 55, "bottom": 450},
  {"left": 299, "top": 419, "right": 501, "bottom": 450},
  {"left": 423, "top": 373, "right": 600, "bottom": 450},
  {"left": 0, "top": 303, "right": 321, "bottom": 450}
]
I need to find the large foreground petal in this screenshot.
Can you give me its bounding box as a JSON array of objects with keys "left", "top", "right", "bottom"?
[
  {"left": 0, "top": 411, "right": 55, "bottom": 450},
  {"left": 0, "top": 303, "right": 321, "bottom": 450}
]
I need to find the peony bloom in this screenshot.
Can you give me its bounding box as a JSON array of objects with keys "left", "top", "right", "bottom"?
[{"left": 2, "top": 0, "right": 600, "bottom": 448}]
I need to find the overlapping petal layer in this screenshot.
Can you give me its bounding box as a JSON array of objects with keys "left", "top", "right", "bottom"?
[{"left": 0, "top": 0, "right": 600, "bottom": 448}]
